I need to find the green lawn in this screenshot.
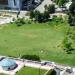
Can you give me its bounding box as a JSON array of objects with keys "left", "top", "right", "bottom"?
[
  {"left": 16, "top": 67, "right": 46, "bottom": 75},
  {"left": 0, "top": 73, "right": 6, "bottom": 75},
  {"left": 0, "top": 22, "right": 75, "bottom": 66},
  {"left": 0, "top": 67, "right": 46, "bottom": 75}
]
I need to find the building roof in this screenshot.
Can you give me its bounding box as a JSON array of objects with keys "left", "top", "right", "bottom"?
[{"left": 0, "top": 58, "right": 16, "bottom": 67}]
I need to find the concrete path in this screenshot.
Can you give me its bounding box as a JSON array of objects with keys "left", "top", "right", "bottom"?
[
  {"left": 0, "top": 17, "right": 13, "bottom": 25},
  {"left": 24, "top": 61, "right": 54, "bottom": 70},
  {"left": 0, "top": 56, "right": 75, "bottom": 75}
]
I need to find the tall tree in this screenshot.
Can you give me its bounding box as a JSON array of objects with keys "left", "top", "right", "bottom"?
[
  {"left": 55, "top": 0, "right": 69, "bottom": 7},
  {"left": 48, "top": 4, "right": 55, "bottom": 14},
  {"left": 30, "top": 10, "right": 35, "bottom": 19},
  {"left": 69, "top": 2, "right": 75, "bottom": 15},
  {"left": 68, "top": 2, "right": 75, "bottom": 26}
]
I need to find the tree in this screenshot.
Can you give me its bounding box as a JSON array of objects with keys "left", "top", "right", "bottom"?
[
  {"left": 68, "top": 14, "right": 75, "bottom": 26},
  {"left": 58, "top": 0, "right": 67, "bottom": 7},
  {"left": 44, "top": 4, "right": 48, "bottom": 11},
  {"left": 29, "top": 10, "right": 50, "bottom": 23},
  {"left": 63, "top": 37, "right": 73, "bottom": 54},
  {"left": 72, "top": 0, "right": 75, "bottom": 2},
  {"left": 55, "top": 0, "right": 59, "bottom": 5},
  {"left": 32, "top": 10, "right": 50, "bottom": 23},
  {"left": 34, "top": 10, "right": 43, "bottom": 22},
  {"left": 46, "top": 69, "right": 56, "bottom": 75},
  {"left": 68, "top": 2, "right": 75, "bottom": 26},
  {"left": 30, "top": 10, "right": 35, "bottom": 19},
  {"left": 69, "top": 2, "right": 75, "bottom": 15},
  {"left": 62, "top": 27, "right": 75, "bottom": 54},
  {"left": 48, "top": 4, "right": 55, "bottom": 14},
  {"left": 55, "top": 0, "right": 68, "bottom": 7},
  {"left": 43, "top": 11, "right": 50, "bottom": 21}
]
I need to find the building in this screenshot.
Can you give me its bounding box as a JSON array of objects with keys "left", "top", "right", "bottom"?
[
  {"left": 0, "top": 58, "right": 17, "bottom": 71},
  {"left": 0, "top": 0, "right": 41, "bottom": 10},
  {"left": 0, "top": 0, "right": 21, "bottom": 10}
]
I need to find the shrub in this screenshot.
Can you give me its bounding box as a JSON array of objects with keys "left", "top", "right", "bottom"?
[
  {"left": 47, "top": 4, "right": 55, "bottom": 14},
  {"left": 68, "top": 2, "right": 75, "bottom": 26},
  {"left": 46, "top": 69, "right": 56, "bottom": 75},
  {"left": 30, "top": 10, "right": 35, "bottom": 19},
  {"left": 50, "top": 70, "right": 56, "bottom": 75},
  {"left": 62, "top": 36, "right": 74, "bottom": 54},
  {"left": 21, "top": 55, "right": 40, "bottom": 61},
  {"left": 52, "top": 16, "right": 64, "bottom": 23},
  {"left": 68, "top": 14, "right": 75, "bottom": 26},
  {"left": 30, "top": 10, "right": 50, "bottom": 23},
  {"left": 55, "top": 0, "right": 68, "bottom": 7},
  {"left": 69, "top": 2, "right": 75, "bottom": 15},
  {"left": 15, "top": 18, "right": 26, "bottom": 26}
]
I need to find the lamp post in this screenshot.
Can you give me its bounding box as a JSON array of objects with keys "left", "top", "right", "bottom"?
[
  {"left": 39, "top": 50, "right": 43, "bottom": 75},
  {"left": 39, "top": 64, "right": 41, "bottom": 75},
  {"left": 17, "top": 0, "right": 21, "bottom": 18}
]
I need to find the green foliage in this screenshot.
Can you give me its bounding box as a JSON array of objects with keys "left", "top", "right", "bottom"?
[
  {"left": 52, "top": 16, "right": 64, "bottom": 24},
  {"left": 47, "top": 4, "right": 55, "bottom": 14},
  {"left": 58, "top": 0, "right": 66, "bottom": 7},
  {"left": 63, "top": 28, "right": 75, "bottom": 54},
  {"left": 50, "top": 70, "right": 56, "bottom": 75},
  {"left": 44, "top": 4, "right": 48, "bottom": 11},
  {"left": 30, "top": 10, "right": 50, "bottom": 23},
  {"left": 34, "top": 10, "right": 43, "bottom": 22},
  {"left": 30, "top": 10, "right": 35, "bottom": 19},
  {"left": 16, "top": 67, "right": 46, "bottom": 75},
  {"left": 69, "top": 2, "right": 75, "bottom": 15},
  {"left": 72, "top": 0, "right": 75, "bottom": 2},
  {"left": 55, "top": 0, "right": 60, "bottom": 5},
  {"left": 21, "top": 55, "right": 40, "bottom": 61},
  {"left": 15, "top": 18, "right": 26, "bottom": 26},
  {"left": 15, "top": 18, "right": 32, "bottom": 26},
  {"left": 63, "top": 39, "right": 73, "bottom": 54},
  {"left": 43, "top": 11, "right": 50, "bottom": 21},
  {"left": 30, "top": 4, "right": 55, "bottom": 23},
  {"left": 46, "top": 69, "right": 56, "bottom": 75},
  {"left": 55, "top": 0, "right": 68, "bottom": 7},
  {"left": 68, "top": 14, "right": 75, "bottom": 26},
  {"left": 68, "top": 2, "right": 75, "bottom": 26}
]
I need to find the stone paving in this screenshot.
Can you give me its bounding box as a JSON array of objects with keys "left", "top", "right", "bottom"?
[
  {"left": 0, "top": 56, "right": 75, "bottom": 75},
  {"left": 0, "top": 17, "right": 13, "bottom": 25}
]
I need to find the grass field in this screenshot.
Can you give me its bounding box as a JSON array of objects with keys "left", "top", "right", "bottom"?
[
  {"left": 16, "top": 67, "right": 46, "bottom": 75},
  {"left": 0, "top": 22, "right": 75, "bottom": 66},
  {"left": 0, "top": 67, "right": 46, "bottom": 75}
]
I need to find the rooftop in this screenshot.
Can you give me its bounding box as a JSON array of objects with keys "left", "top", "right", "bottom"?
[{"left": 0, "top": 58, "right": 16, "bottom": 67}]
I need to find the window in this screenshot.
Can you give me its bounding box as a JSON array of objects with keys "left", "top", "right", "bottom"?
[{"left": 14, "top": 0, "right": 16, "bottom": 6}]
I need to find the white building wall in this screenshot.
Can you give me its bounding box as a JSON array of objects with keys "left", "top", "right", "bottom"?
[{"left": 8, "top": 0, "right": 21, "bottom": 10}]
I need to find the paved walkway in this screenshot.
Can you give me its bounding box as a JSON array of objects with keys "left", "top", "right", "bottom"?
[
  {"left": 0, "top": 17, "right": 13, "bottom": 25},
  {"left": 0, "top": 56, "right": 75, "bottom": 75},
  {"left": 24, "top": 61, "right": 54, "bottom": 70}
]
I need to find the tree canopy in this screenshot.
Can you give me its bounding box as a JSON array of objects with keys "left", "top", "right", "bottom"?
[{"left": 55, "top": 0, "right": 69, "bottom": 7}]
